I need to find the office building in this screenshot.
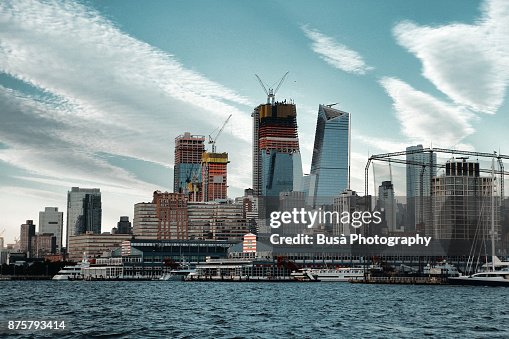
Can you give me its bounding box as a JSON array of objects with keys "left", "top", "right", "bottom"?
[
  {"left": 308, "top": 104, "right": 350, "bottom": 207},
  {"left": 39, "top": 207, "right": 63, "bottom": 252},
  {"left": 378, "top": 181, "right": 397, "bottom": 232},
  {"left": 31, "top": 233, "right": 57, "bottom": 258},
  {"left": 66, "top": 187, "right": 102, "bottom": 249},
  {"left": 431, "top": 159, "right": 500, "bottom": 241},
  {"left": 201, "top": 152, "right": 228, "bottom": 201},
  {"left": 68, "top": 232, "right": 131, "bottom": 262},
  {"left": 133, "top": 203, "right": 158, "bottom": 239},
  {"left": 19, "top": 220, "right": 36, "bottom": 257},
  {"left": 116, "top": 216, "right": 132, "bottom": 234},
  {"left": 252, "top": 101, "right": 302, "bottom": 197},
  {"left": 153, "top": 191, "right": 188, "bottom": 240},
  {"left": 406, "top": 145, "right": 436, "bottom": 230},
  {"left": 174, "top": 132, "right": 205, "bottom": 202}
]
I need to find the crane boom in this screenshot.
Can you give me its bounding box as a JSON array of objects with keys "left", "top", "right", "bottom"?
[
  {"left": 209, "top": 114, "right": 232, "bottom": 153},
  {"left": 254, "top": 72, "right": 289, "bottom": 105}
]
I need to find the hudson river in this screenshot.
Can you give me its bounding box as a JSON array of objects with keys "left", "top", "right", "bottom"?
[{"left": 2, "top": 281, "right": 509, "bottom": 338}]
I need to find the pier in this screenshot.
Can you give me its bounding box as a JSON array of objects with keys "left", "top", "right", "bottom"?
[{"left": 349, "top": 276, "right": 449, "bottom": 285}]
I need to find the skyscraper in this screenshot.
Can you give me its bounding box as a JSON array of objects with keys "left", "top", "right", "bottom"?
[
  {"left": 20, "top": 220, "right": 35, "bottom": 257},
  {"left": 39, "top": 207, "right": 63, "bottom": 252},
  {"left": 66, "top": 187, "right": 102, "bottom": 249},
  {"left": 252, "top": 101, "right": 302, "bottom": 197},
  {"left": 201, "top": 152, "right": 228, "bottom": 201},
  {"left": 378, "top": 181, "right": 397, "bottom": 232},
  {"left": 308, "top": 104, "right": 350, "bottom": 207},
  {"left": 406, "top": 145, "right": 436, "bottom": 230},
  {"left": 174, "top": 132, "right": 205, "bottom": 202},
  {"left": 116, "top": 216, "right": 132, "bottom": 234}
]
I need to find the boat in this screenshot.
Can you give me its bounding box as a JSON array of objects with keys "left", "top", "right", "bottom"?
[
  {"left": 159, "top": 268, "right": 196, "bottom": 281},
  {"left": 291, "top": 267, "right": 368, "bottom": 282},
  {"left": 52, "top": 261, "right": 89, "bottom": 280},
  {"left": 423, "top": 261, "right": 460, "bottom": 277},
  {"left": 448, "top": 158, "right": 509, "bottom": 286}
]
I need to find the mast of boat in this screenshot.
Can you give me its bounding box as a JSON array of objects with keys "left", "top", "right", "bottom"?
[{"left": 491, "top": 155, "right": 496, "bottom": 272}]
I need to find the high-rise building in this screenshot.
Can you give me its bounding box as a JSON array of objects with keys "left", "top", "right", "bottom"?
[
  {"left": 152, "top": 191, "right": 188, "bottom": 240},
  {"left": 333, "top": 191, "right": 371, "bottom": 236},
  {"left": 201, "top": 152, "right": 228, "bottom": 201},
  {"left": 431, "top": 159, "right": 499, "bottom": 242},
  {"left": 31, "top": 233, "right": 57, "bottom": 257},
  {"left": 252, "top": 102, "right": 302, "bottom": 197},
  {"left": 378, "top": 181, "right": 397, "bottom": 232},
  {"left": 406, "top": 145, "right": 436, "bottom": 230},
  {"left": 133, "top": 202, "right": 158, "bottom": 239},
  {"left": 174, "top": 132, "right": 205, "bottom": 202},
  {"left": 116, "top": 216, "right": 132, "bottom": 234},
  {"left": 66, "top": 187, "right": 102, "bottom": 249},
  {"left": 308, "top": 104, "right": 350, "bottom": 207},
  {"left": 19, "top": 220, "right": 35, "bottom": 257},
  {"left": 39, "top": 207, "right": 63, "bottom": 252}
]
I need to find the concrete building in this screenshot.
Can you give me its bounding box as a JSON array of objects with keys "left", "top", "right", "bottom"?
[
  {"left": 308, "top": 104, "right": 350, "bottom": 208},
  {"left": 431, "top": 159, "right": 500, "bottom": 242},
  {"left": 378, "top": 181, "right": 397, "bottom": 232},
  {"left": 187, "top": 201, "right": 249, "bottom": 241},
  {"left": 174, "top": 132, "right": 205, "bottom": 202},
  {"left": 68, "top": 232, "right": 131, "bottom": 262},
  {"left": 153, "top": 191, "right": 188, "bottom": 240},
  {"left": 19, "top": 220, "right": 35, "bottom": 257},
  {"left": 39, "top": 207, "right": 63, "bottom": 252},
  {"left": 201, "top": 152, "right": 228, "bottom": 202},
  {"left": 66, "top": 187, "right": 102, "bottom": 249},
  {"left": 133, "top": 203, "right": 158, "bottom": 239}
]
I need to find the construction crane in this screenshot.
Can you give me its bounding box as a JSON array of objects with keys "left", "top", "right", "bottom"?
[
  {"left": 255, "top": 72, "right": 289, "bottom": 105},
  {"left": 209, "top": 114, "right": 232, "bottom": 153},
  {"left": 325, "top": 103, "right": 339, "bottom": 108}
]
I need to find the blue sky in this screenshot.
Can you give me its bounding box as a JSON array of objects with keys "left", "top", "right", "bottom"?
[{"left": 1, "top": 0, "right": 508, "bottom": 244}]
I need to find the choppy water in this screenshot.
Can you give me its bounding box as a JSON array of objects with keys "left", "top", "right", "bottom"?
[{"left": 1, "top": 281, "right": 509, "bottom": 338}]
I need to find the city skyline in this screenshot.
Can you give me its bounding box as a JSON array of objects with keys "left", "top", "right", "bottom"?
[{"left": 1, "top": 0, "right": 509, "bottom": 243}]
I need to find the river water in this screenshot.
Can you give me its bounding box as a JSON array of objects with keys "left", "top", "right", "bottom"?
[{"left": 1, "top": 281, "right": 509, "bottom": 338}]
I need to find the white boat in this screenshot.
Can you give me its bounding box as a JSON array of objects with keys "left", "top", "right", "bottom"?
[
  {"left": 424, "top": 261, "right": 460, "bottom": 277},
  {"left": 159, "top": 268, "right": 196, "bottom": 281},
  {"left": 291, "top": 267, "right": 367, "bottom": 282},
  {"left": 52, "top": 261, "right": 89, "bottom": 280}
]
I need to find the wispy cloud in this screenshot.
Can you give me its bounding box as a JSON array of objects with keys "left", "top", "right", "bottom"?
[
  {"left": 393, "top": 0, "right": 509, "bottom": 114},
  {"left": 379, "top": 77, "right": 475, "bottom": 148},
  {"left": 302, "top": 26, "right": 373, "bottom": 75}
]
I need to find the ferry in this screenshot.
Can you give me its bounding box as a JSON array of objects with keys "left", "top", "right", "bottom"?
[
  {"left": 52, "top": 261, "right": 89, "bottom": 280},
  {"left": 291, "top": 267, "right": 368, "bottom": 282},
  {"left": 159, "top": 268, "right": 196, "bottom": 281}
]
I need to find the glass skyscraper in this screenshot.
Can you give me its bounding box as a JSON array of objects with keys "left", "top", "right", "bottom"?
[
  {"left": 66, "top": 187, "right": 102, "bottom": 249},
  {"left": 308, "top": 104, "right": 350, "bottom": 207}
]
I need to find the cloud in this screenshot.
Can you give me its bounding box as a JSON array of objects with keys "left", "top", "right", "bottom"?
[
  {"left": 393, "top": 0, "right": 509, "bottom": 114},
  {"left": 302, "top": 26, "right": 373, "bottom": 75},
  {"left": 379, "top": 77, "right": 475, "bottom": 148}
]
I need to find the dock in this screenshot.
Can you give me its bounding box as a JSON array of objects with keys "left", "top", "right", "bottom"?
[{"left": 349, "top": 276, "right": 449, "bottom": 285}]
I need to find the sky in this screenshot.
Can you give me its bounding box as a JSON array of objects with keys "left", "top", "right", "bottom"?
[{"left": 1, "top": 0, "right": 508, "bottom": 245}]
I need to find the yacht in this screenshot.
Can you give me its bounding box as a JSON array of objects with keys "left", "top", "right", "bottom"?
[
  {"left": 159, "top": 268, "right": 196, "bottom": 281},
  {"left": 52, "top": 260, "right": 89, "bottom": 280},
  {"left": 423, "top": 261, "right": 460, "bottom": 277},
  {"left": 291, "top": 267, "right": 368, "bottom": 282}
]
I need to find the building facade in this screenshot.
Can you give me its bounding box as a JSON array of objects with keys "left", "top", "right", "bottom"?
[
  {"left": 308, "top": 104, "right": 350, "bottom": 207},
  {"left": 31, "top": 233, "right": 57, "bottom": 258},
  {"left": 252, "top": 102, "right": 302, "bottom": 197},
  {"left": 66, "top": 187, "right": 102, "bottom": 249},
  {"left": 153, "top": 191, "right": 188, "bottom": 240},
  {"left": 68, "top": 232, "right": 131, "bottom": 262},
  {"left": 406, "top": 145, "right": 436, "bottom": 230},
  {"left": 133, "top": 203, "right": 158, "bottom": 239},
  {"left": 378, "top": 181, "right": 397, "bottom": 232},
  {"left": 19, "top": 220, "right": 35, "bottom": 257},
  {"left": 174, "top": 132, "right": 205, "bottom": 202},
  {"left": 39, "top": 207, "right": 63, "bottom": 252},
  {"left": 201, "top": 152, "right": 228, "bottom": 201},
  {"left": 116, "top": 216, "right": 132, "bottom": 234}
]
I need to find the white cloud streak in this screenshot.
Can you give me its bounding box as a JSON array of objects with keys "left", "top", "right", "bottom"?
[
  {"left": 302, "top": 26, "right": 373, "bottom": 75},
  {"left": 393, "top": 0, "right": 509, "bottom": 114}
]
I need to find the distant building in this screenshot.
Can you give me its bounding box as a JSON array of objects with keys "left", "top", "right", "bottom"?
[
  {"left": 378, "top": 181, "right": 397, "bottom": 232},
  {"left": 201, "top": 152, "right": 229, "bottom": 202},
  {"left": 31, "top": 233, "right": 57, "bottom": 257},
  {"left": 66, "top": 187, "right": 102, "bottom": 249},
  {"left": 432, "top": 159, "right": 500, "bottom": 242},
  {"left": 68, "top": 232, "right": 131, "bottom": 262},
  {"left": 133, "top": 202, "right": 158, "bottom": 239},
  {"left": 308, "top": 104, "right": 350, "bottom": 207},
  {"left": 406, "top": 145, "right": 436, "bottom": 230},
  {"left": 19, "top": 220, "right": 35, "bottom": 257},
  {"left": 252, "top": 102, "right": 302, "bottom": 197},
  {"left": 116, "top": 216, "right": 132, "bottom": 234},
  {"left": 333, "top": 191, "right": 371, "bottom": 236},
  {"left": 174, "top": 132, "right": 205, "bottom": 202},
  {"left": 153, "top": 191, "right": 188, "bottom": 240},
  {"left": 187, "top": 201, "right": 249, "bottom": 241},
  {"left": 0, "top": 237, "right": 4, "bottom": 250},
  {"left": 39, "top": 207, "right": 63, "bottom": 252}
]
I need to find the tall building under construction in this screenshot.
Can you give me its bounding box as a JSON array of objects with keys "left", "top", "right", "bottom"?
[
  {"left": 174, "top": 133, "right": 205, "bottom": 202},
  {"left": 252, "top": 102, "right": 302, "bottom": 196},
  {"left": 201, "top": 152, "right": 228, "bottom": 201}
]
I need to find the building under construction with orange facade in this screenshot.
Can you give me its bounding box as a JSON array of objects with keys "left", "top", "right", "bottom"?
[{"left": 201, "top": 152, "right": 229, "bottom": 202}]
